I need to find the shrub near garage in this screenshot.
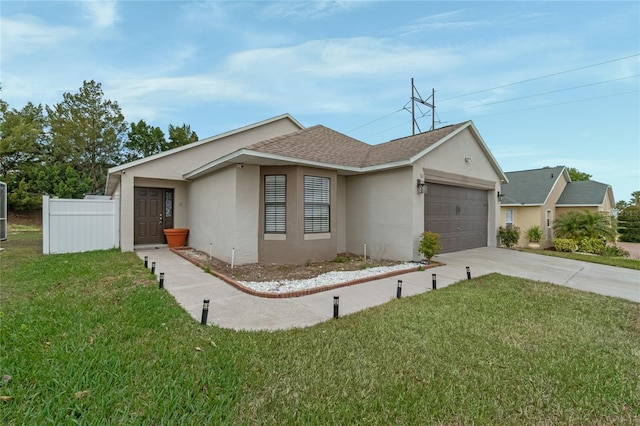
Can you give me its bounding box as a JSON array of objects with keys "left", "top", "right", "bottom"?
[{"left": 498, "top": 226, "right": 520, "bottom": 248}]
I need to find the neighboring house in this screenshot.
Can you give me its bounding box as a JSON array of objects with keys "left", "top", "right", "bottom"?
[
  {"left": 499, "top": 166, "right": 615, "bottom": 248},
  {"left": 106, "top": 114, "right": 507, "bottom": 265}
]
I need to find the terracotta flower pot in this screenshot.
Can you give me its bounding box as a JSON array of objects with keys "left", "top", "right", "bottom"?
[{"left": 164, "top": 228, "right": 189, "bottom": 248}]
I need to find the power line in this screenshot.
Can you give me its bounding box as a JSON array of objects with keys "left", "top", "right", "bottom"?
[
  {"left": 346, "top": 108, "right": 404, "bottom": 133},
  {"left": 439, "top": 53, "right": 640, "bottom": 102},
  {"left": 448, "top": 89, "right": 639, "bottom": 119},
  {"left": 439, "top": 74, "right": 639, "bottom": 114},
  {"left": 380, "top": 89, "right": 638, "bottom": 140},
  {"left": 347, "top": 53, "right": 640, "bottom": 138}
]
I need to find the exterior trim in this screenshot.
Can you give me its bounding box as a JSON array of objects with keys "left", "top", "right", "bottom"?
[{"left": 422, "top": 169, "right": 496, "bottom": 190}]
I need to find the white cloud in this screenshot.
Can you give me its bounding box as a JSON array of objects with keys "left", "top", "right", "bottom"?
[
  {"left": 225, "top": 37, "right": 464, "bottom": 78},
  {"left": 80, "top": 0, "right": 119, "bottom": 29},
  {"left": 263, "top": 1, "right": 366, "bottom": 20},
  {"left": 396, "top": 10, "right": 492, "bottom": 36},
  {"left": 0, "top": 14, "right": 76, "bottom": 58}
]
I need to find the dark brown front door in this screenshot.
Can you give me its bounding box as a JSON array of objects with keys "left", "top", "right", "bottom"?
[{"left": 134, "top": 187, "right": 173, "bottom": 245}]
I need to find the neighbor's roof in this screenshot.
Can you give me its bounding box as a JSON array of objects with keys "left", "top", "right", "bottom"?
[
  {"left": 556, "top": 180, "right": 611, "bottom": 206},
  {"left": 500, "top": 166, "right": 568, "bottom": 205},
  {"left": 185, "top": 120, "right": 508, "bottom": 180}
]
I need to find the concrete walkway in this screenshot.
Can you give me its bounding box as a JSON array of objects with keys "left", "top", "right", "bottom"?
[{"left": 135, "top": 247, "right": 639, "bottom": 331}]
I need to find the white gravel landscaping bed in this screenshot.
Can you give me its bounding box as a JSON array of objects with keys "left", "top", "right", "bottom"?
[{"left": 239, "top": 263, "right": 417, "bottom": 293}]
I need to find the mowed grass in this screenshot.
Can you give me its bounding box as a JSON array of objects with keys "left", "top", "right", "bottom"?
[
  {"left": 1, "top": 230, "right": 639, "bottom": 424},
  {"left": 521, "top": 247, "right": 640, "bottom": 270}
]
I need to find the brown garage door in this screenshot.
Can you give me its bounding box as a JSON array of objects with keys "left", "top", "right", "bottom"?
[{"left": 424, "top": 183, "right": 488, "bottom": 253}]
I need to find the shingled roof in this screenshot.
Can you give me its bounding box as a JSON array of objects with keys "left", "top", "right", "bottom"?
[
  {"left": 184, "top": 119, "right": 505, "bottom": 180},
  {"left": 501, "top": 166, "right": 567, "bottom": 205},
  {"left": 557, "top": 180, "right": 611, "bottom": 205},
  {"left": 246, "top": 125, "right": 370, "bottom": 168},
  {"left": 246, "top": 122, "right": 467, "bottom": 168}
]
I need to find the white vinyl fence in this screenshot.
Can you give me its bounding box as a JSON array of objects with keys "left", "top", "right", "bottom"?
[{"left": 43, "top": 195, "right": 119, "bottom": 254}]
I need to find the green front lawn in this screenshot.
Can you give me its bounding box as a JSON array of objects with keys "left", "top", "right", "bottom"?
[{"left": 1, "top": 230, "right": 639, "bottom": 424}]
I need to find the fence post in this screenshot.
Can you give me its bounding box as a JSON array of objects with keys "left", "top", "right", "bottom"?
[{"left": 42, "top": 195, "right": 50, "bottom": 254}]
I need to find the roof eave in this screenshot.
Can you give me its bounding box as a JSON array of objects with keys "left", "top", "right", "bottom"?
[
  {"left": 108, "top": 113, "right": 305, "bottom": 174},
  {"left": 184, "top": 149, "right": 413, "bottom": 179}
]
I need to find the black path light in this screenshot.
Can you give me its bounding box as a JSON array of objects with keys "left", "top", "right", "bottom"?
[
  {"left": 201, "top": 299, "right": 210, "bottom": 325},
  {"left": 144, "top": 256, "right": 148, "bottom": 268},
  {"left": 159, "top": 272, "right": 164, "bottom": 289},
  {"left": 466, "top": 266, "right": 471, "bottom": 280},
  {"left": 151, "top": 261, "right": 156, "bottom": 275},
  {"left": 432, "top": 273, "right": 437, "bottom": 290},
  {"left": 333, "top": 295, "right": 339, "bottom": 319},
  {"left": 397, "top": 280, "right": 403, "bottom": 299}
]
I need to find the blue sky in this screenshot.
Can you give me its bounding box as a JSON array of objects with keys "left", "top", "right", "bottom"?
[{"left": 2, "top": 1, "right": 639, "bottom": 201}]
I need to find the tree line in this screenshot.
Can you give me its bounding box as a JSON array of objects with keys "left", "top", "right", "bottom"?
[{"left": 0, "top": 80, "right": 198, "bottom": 211}]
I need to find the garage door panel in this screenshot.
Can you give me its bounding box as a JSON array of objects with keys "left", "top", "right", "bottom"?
[{"left": 425, "top": 183, "right": 488, "bottom": 253}]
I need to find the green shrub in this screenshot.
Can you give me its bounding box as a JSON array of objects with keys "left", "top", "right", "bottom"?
[
  {"left": 553, "top": 238, "right": 578, "bottom": 253},
  {"left": 418, "top": 231, "right": 440, "bottom": 260},
  {"left": 600, "top": 245, "right": 630, "bottom": 258},
  {"left": 498, "top": 226, "right": 520, "bottom": 248},
  {"left": 553, "top": 210, "right": 616, "bottom": 242},
  {"left": 618, "top": 206, "right": 640, "bottom": 243},
  {"left": 577, "top": 237, "right": 606, "bottom": 254}
]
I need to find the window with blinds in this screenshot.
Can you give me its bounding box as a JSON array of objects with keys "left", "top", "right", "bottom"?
[
  {"left": 304, "top": 175, "right": 330, "bottom": 233},
  {"left": 264, "top": 175, "right": 286, "bottom": 233}
]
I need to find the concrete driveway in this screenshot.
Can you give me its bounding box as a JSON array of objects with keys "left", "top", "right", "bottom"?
[{"left": 136, "top": 247, "right": 639, "bottom": 331}]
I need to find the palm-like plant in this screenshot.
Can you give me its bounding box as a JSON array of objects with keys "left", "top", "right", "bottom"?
[{"left": 553, "top": 210, "right": 616, "bottom": 242}]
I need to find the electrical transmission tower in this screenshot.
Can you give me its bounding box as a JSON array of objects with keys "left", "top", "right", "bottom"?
[{"left": 408, "top": 78, "right": 436, "bottom": 135}]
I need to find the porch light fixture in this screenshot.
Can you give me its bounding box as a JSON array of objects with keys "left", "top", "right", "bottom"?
[
  {"left": 417, "top": 179, "right": 426, "bottom": 194},
  {"left": 497, "top": 191, "right": 505, "bottom": 202}
]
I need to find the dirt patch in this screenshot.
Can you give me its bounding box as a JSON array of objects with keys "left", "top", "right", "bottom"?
[
  {"left": 177, "top": 249, "right": 407, "bottom": 282},
  {"left": 8, "top": 210, "right": 43, "bottom": 227}
]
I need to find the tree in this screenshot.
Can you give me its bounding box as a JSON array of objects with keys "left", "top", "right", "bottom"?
[
  {"left": 566, "top": 167, "right": 591, "bottom": 182},
  {"left": 165, "top": 123, "right": 198, "bottom": 151},
  {"left": 123, "top": 119, "right": 167, "bottom": 162},
  {"left": 618, "top": 206, "right": 640, "bottom": 242},
  {"left": 46, "top": 80, "right": 127, "bottom": 194},
  {"left": 631, "top": 191, "right": 640, "bottom": 207},
  {"left": 616, "top": 200, "right": 629, "bottom": 210},
  {"left": 0, "top": 100, "right": 48, "bottom": 210}
]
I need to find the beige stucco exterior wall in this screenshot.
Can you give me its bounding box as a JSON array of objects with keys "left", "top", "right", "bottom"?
[
  {"left": 345, "top": 167, "right": 416, "bottom": 261},
  {"left": 259, "top": 166, "right": 338, "bottom": 264},
  {"left": 416, "top": 127, "right": 502, "bottom": 251},
  {"left": 114, "top": 118, "right": 300, "bottom": 251},
  {"left": 500, "top": 206, "right": 540, "bottom": 248},
  {"left": 188, "top": 165, "right": 259, "bottom": 265},
  {"left": 337, "top": 175, "right": 347, "bottom": 253}
]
